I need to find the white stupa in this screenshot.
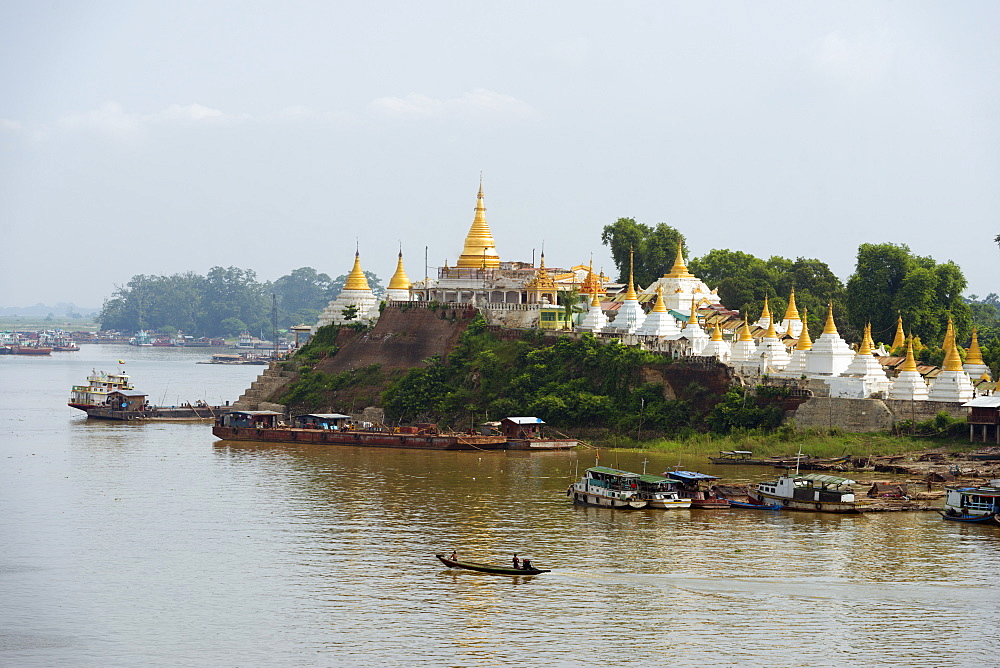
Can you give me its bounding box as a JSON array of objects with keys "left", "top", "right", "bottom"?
[
  {"left": 928, "top": 319, "right": 975, "bottom": 402},
  {"left": 702, "top": 322, "right": 732, "bottom": 362},
  {"left": 314, "top": 251, "right": 381, "bottom": 330},
  {"left": 385, "top": 251, "right": 413, "bottom": 302},
  {"left": 888, "top": 337, "right": 929, "bottom": 401},
  {"left": 636, "top": 287, "right": 681, "bottom": 338},
  {"left": 778, "top": 308, "right": 812, "bottom": 377},
  {"left": 964, "top": 328, "right": 991, "bottom": 380},
  {"left": 754, "top": 318, "right": 791, "bottom": 372},
  {"left": 642, "top": 242, "right": 721, "bottom": 312},
  {"left": 578, "top": 291, "right": 608, "bottom": 333},
  {"left": 834, "top": 323, "right": 891, "bottom": 397},
  {"left": 678, "top": 296, "right": 709, "bottom": 355},
  {"left": 804, "top": 303, "right": 855, "bottom": 376},
  {"left": 607, "top": 249, "right": 646, "bottom": 334},
  {"left": 752, "top": 295, "right": 774, "bottom": 331},
  {"left": 730, "top": 318, "right": 757, "bottom": 364}
]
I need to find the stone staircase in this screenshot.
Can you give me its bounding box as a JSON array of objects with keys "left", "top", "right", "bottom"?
[{"left": 232, "top": 361, "right": 297, "bottom": 412}]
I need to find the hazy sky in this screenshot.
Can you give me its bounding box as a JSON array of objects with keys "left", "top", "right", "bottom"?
[{"left": 2, "top": 1, "right": 997, "bottom": 308}]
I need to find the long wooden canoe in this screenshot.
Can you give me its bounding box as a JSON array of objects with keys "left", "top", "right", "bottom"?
[{"left": 435, "top": 554, "right": 550, "bottom": 575}]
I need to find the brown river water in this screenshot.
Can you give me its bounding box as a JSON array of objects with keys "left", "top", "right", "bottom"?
[{"left": 2, "top": 345, "right": 999, "bottom": 666}]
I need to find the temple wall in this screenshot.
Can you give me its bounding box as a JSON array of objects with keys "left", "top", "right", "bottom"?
[{"left": 792, "top": 397, "right": 969, "bottom": 432}]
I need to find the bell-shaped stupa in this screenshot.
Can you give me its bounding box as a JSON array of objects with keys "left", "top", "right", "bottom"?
[
  {"left": 456, "top": 179, "right": 500, "bottom": 269},
  {"left": 578, "top": 291, "right": 608, "bottom": 333},
  {"left": 963, "top": 328, "right": 991, "bottom": 380},
  {"left": 386, "top": 250, "right": 413, "bottom": 302},
  {"left": 636, "top": 287, "right": 681, "bottom": 338},
  {"left": 314, "top": 251, "right": 381, "bottom": 329},
  {"left": 702, "top": 322, "right": 732, "bottom": 362},
  {"left": 608, "top": 249, "right": 646, "bottom": 334},
  {"left": 888, "top": 337, "right": 929, "bottom": 401},
  {"left": 804, "top": 302, "right": 855, "bottom": 376},
  {"left": 730, "top": 317, "right": 757, "bottom": 363},
  {"left": 928, "top": 319, "right": 975, "bottom": 402}
]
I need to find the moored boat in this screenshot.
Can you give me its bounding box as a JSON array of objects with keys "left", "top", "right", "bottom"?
[
  {"left": 749, "top": 473, "right": 861, "bottom": 513},
  {"left": 213, "top": 411, "right": 510, "bottom": 450},
  {"left": 568, "top": 466, "right": 648, "bottom": 509},
  {"left": 940, "top": 480, "right": 1000, "bottom": 525},
  {"left": 435, "top": 554, "right": 549, "bottom": 575},
  {"left": 666, "top": 470, "right": 730, "bottom": 508}
]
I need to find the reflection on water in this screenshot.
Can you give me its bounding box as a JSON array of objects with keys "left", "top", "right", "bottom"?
[{"left": 1, "top": 348, "right": 999, "bottom": 665}]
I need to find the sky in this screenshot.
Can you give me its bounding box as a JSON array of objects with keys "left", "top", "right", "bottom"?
[{"left": 1, "top": 1, "right": 998, "bottom": 308}]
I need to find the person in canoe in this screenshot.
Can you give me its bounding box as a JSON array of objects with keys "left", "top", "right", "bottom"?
[
  {"left": 512, "top": 553, "right": 520, "bottom": 569},
  {"left": 521, "top": 558, "right": 533, "bottom": 570},
  {"left": 450, "top": 550, "right": 458, "bottom": 560}
]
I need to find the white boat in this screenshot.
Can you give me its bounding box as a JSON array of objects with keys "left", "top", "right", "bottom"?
[
  {"left": 941, "top": 480, "right": 1000, "bottom": 525},
  {"left": 68, "top": 369, "right": 135, "bottom": 411},
  {"left": 637, "top": 473, "right": 693, "bottom": 509},
  {"left": 569, "top": 466, "right": 648, "bottom": 509},
  {"left": 129, "top": 331, "right": 153, "bottom": 346},
  {"left": 749, "top": 473, "right": 861, "bottom": 513}
]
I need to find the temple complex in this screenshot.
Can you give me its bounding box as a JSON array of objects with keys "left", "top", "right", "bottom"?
[{"left": 313, "top": 251, "right": 381, "bottom": 330}]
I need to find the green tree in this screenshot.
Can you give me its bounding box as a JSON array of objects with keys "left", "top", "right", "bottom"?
[{"left": 600, "top": 218, "right": 686, "bottom": 288}]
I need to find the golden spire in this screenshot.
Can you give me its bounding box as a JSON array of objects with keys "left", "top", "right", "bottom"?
[
  {"left": 710, "top": 322, "right": 723, "bottom": 341},
  {"left": 456, "top": 179, "right": 500, "bottom": 269},
  {"left": 387, "top": 250, "right": 410, "bottom": 290},
  {"left": 739, "top": 317, "right": 754, "bottom": 341},
  {"left": 857, "top": 324, "right": 872, "bottom": 356},
  {"left": 590, "top": 291, "right": 601, "bottom": 308},
  {"left": 822, "top": 302, "right": 838, "bottom": 335},
  {"left": 625, "top": 248, "right": 638, "bottom": 301},
  {"left": 685, "top": 295, "right": 698, "bottom": 327},
  {"left": 664, "top": 240, "right": 693, "bottom": 278},
  {"left": 761, "top": 295, "right": 772, "bottom": 322},
  {"left": 942, "top": 317, "right": 964, "bottom": 372},
  {"left": 581, "top": 260, "right": 604, "bottom": 295},
  {"left": 652, "top": 286, "right": 667, "bottom": 313},
  {"left": 967, "top": 328, "right": 985, "bottom": 365},
  {"left": 865, "top": 322, "right": 875, "bottom": 351},
  {"left": 901, "top": 336, "right": 918, "bottom": 372},
  {"left": 795, "top": 308, "right": 813, "bottom": 350},
  {"left": 783, "top": 288, "right": 800, "bottom": 321},
  {"left": 891, "top": 315, "right": 905, "bottom": 350},
  {"left": 764, "top": 316, "right": 778, "bottom": 339},
  {"left": 343, "top": 251, "right": 371, "bottom": 291}
]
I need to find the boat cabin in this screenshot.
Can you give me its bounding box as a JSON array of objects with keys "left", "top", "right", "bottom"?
[
  {"left": 759, "top": 473, "right": 857, "bottom": 503},
  {"left": 585, "top": 466, "right": 642, "bottom": 492},
  {"left": 963, "top": 397, "right": 1000, "bottom": 444},
  {"left": 715, "top": 450, "right": 754, "bottom": 461},
  {"left": 107, "top": 390, "right": 148, "bottom": 412},
  {"left": 217, "top": 410, "right": 282, "bottom": 429},
  {"left": 635, "top": 473, "right": 681, "bottom": 495},
  {"left": 293, "top": 413, "right": 351, "bottom": 430},
  {"left": 501, "top": 416, "right": 546, "bottom": 439}
]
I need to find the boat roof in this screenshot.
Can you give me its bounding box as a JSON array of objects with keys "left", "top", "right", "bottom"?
[
  {"left": 504, "top": 416, "right": 545, "bottom": 424},
  {"left": 963, "top": 396, "right": 1000, "bottom": 408},
  {"left": 588, "top": 466, "right": 640, "bottom": 479},
  {"left": 667, "top": 470, "right": 719, "bottom": 481},
  {"left": 224, "top": 410, "right": 283, "bottom": 416},
  {"left": 793, "top": 473, "right": 856, "bottom": 485},
  {"left": 111, "top": 390, "right": 147, "bottom": 397},
  {"left": 719, "top": 450, "right": 753, "bottom": 455},
  {"left": 295, "top": 413, "right": 351, "bottom": 420},
  {"left": 637, "top": 473, "right": 673, "bottom": 484}
]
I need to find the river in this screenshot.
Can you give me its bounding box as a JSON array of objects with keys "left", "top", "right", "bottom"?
[{"left": 1, "top": 345, "right": 998, "bottom": 666}]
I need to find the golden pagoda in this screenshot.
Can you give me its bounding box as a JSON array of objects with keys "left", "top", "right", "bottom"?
[
  {"left": 822, "top": 302, "right": 838, "bottom": 334},
  {"left": 526, "top": 253, "right": 557, "bottom": 304},
  {"left": 783, "top": 289, "right": 800, "bottom": 321},
  {"left": 387, "top": 251, "right": 410, "bottom": 290},
  {"left": 891, "top": 315, "right": 905, "bottom": 350},
  {"left": 795, "top": 309, "right": 813, "bottom": 351},
  {"left": 580, "top": 261, "right": 606, "bottom": 296},
  {"left": 456, "top": 179, "right": 500, "bottom": 269},
  {"left": 966, "top": 328, "right": 985, "bottom": 365},
  {"left": 663, "top": 241, "right": 693, "bottom": 278},
  {"left": 901, "top": 337, "right": 918, "bottom": 373},
  {"left": 625, "top": 248, "right": 639, "bottom": 301},
  {"left": 344, "top": 251, "right": 371, "bottom": 291}
]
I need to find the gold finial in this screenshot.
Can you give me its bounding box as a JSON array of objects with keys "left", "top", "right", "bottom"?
[
  {"left": 625, "top": 248, "right": 638, "bottom": 301},
  {"left": 344, "top": 251, "right": 371, "bottom": 291},
  {"left": 901, "top": 336, "right": 918, "bottom": 372},
  {"left": 795, "top": 308, "right": 813, "bottom": 350},
  {"left": 822, "top": 302, "right": 838, "bottom": 335},
  {"left": 891, "top": 315, "right": 905, "bottom": 350},
  {"left": 739, "top": 317, "right": 753, "bottom": 341},
  {"left": 590, "top": 291, "right": 601, "bottom": 308},
  {"left": 857, "top": 324, "right": 872, "bottom": 356},
  {"left": 652, "top": 286, "right": 667, "bottom": 313},
  {"left": 783, "top": 288, "right": 800, "bottom": 321},
  {"left": 761, "top": 295, "right": 771, "bottom": 322},
  {"left": 967, "top": 328, "right": 985, "bottom": 365},
  {"left": 942, "top": 317, "right": 964, "bottom": 371},
  {"left": 664, "top": 240, "right": 693, "bottom": 278},
  {"left": 456, "top": 180, "right": 500, "bottom": 269},
  {"left": 865, "top": 322, "right": 876, "bottom": 352},
  {"left": 764, "top": 316, "right": 778, "bottom": 339},
  {"left": 388, "top": 250, "right": 411, "bottom": 290},
  {"left": 686, "top": 295, "right": 698, "bottom": 327},
  {"left": 710, "top": 322, "right": 723, "bottom": 341}
]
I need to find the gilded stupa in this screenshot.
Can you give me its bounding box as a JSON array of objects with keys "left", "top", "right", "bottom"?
[
  {"left": 455, "top": 179, "right": 500, "bottom": 269},
  {"left": 888, "top": 336, "right": 929, "bottom": 401},
  {"left": 642, "top": 241, "right": 720, "bottom": 312},
  {"left": 386, "top": 250, "right": 413, "bottom": 302},
  {"left": 928, "top": 318, "right": 974, "bottom": 402},
  {"left": 730, "top": 317, "right": 757, "bottom": 364},
  {"left": 804, "top": 302, "right": 855, "bottom": 376},
  {"left": 608, "top": 248, "right": 646, "bottom": 334},
  {"left": 963, "top": 328, "right": 991, "bottom": 380},
  {"left": 636, "top": 286, "right": 681, "bottom": 338},
  {"left": 779, "top": 288, "right": 803, "bottom": 339},
  {"left": 578, "top": 290, "right": 608, "bottom": 333},
  {"left": 313, "top": 251, "right": 381, "bottom": 330}
]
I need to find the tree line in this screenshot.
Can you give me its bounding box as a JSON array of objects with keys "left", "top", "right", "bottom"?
[{"left": 98, "top": 266, "right": 384, "bottom": 337}]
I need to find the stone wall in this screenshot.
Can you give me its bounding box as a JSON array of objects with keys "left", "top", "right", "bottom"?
[{"left": 792, "top": 396, "right": 969, "bottom": 433}]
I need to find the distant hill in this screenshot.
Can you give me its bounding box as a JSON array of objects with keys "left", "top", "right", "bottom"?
[{"left": 0, "top": 303, "right": 100, "bottom": 318}]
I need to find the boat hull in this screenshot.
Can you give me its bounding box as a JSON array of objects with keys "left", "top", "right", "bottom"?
[
  {"left": 569, "top": 485, "right": 648, "bottom": 509},
  {"left": 213, "top": 425, "right": 509, "bottom": 450},
  {"left": 751, "top": 490, "right": 860, "bottom": 513},
  {"left": 939, "top": 511, "right": 999, "bottom": 525},
  {"left": 436, "top": 555, "right": 549, "bottom": 575},
  {"left": 646, "top": 498, "right": 693, "bottom": 509}
]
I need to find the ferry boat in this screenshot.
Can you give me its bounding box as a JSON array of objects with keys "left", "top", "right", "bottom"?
[
  {"left": 68, "top": 369, "right": 135, "bottom": 411},
  {"left": 748, "top": 472, "right": 861, "bottom": 513},
  {"left": 568, "top": 466, "right": 648, "bottom": 509},
  {"left": 213, "top": 411, "right": 509, "bottom": 451},
  {"left": 940, "top": 480, "right": 1000, "bottom": 525},
  {"left": 129, "top": 331, "right": 153, "bottom": 346},
  {"left": 636, "top": 473, "right": 692, "bottom": 509}
]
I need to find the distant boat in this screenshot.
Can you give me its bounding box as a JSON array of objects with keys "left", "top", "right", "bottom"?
[
  {"left": 748, "top": 473, "right": 861, "bottom": 513},
  {"left": 568, "top": 466, "right": 648, "bottom": 509},
  {"left": 68, "top": 369, "right": 134, "bottom": 411},
  {"left": 940, "top": 480, "right": 1000, "bottom": 525},
  {"left": 435, "top": 554, "right": 549, "bottom": 575}
]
